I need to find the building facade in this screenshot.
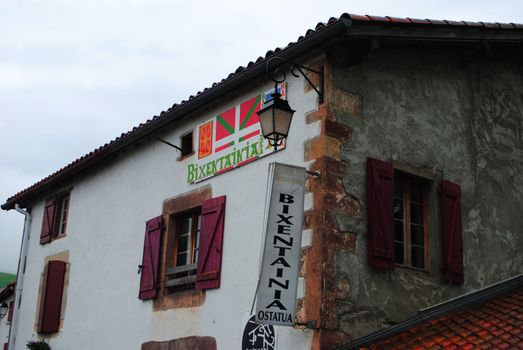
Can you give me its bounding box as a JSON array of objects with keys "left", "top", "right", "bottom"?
[
  {"left": 0, "top": 283, "right": 15, "bottom": 349},
  {"left": 3, "top": 13, "right": 523, "bottom": 350}
]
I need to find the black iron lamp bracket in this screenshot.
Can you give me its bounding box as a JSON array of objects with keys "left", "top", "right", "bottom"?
[{"left": 266, "top": 57, "right": 324, "bottom": 103}]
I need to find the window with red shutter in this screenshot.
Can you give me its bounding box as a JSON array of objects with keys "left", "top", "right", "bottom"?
[
  {"left": 367, "top": 158, "right": 395, "bottom": 269},
  {"left": 441, "top": 180, "right": 464, "bottom": 284},
  {"left": 38, "top": 260, "right": 66, "bottom": 334},
  {"left": 138, "top": 216, "right": 163, "bottom": 300},
  {"left": 161, "top": 195, "right": 226, "bottom": 293},
  {"left": 196, "top": 196, "right": 226, "bottom": 290},
  {"left": 40, "top": 191, "right": 71, "bottom": 245},
  {"left": 162, "top": 210, "right": 201, "bottom": 290},
  {"left": 40, "top": 197, "right": 57, "bottom": 245},
  {"left": 367, "top": 159, "right": 433, "bottom": 271}
]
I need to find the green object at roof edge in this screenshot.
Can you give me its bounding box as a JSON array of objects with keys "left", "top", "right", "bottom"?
[{"left": 0, "top": 272, "right": 15, "bottom": 289}]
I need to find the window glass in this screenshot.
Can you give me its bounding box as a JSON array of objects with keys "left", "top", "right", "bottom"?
[
  {"left": 168, "top": 210, "right": 201, "bottom": 290},
  {"left": 410, "top": 204, "right": 423, "bottom": 225},
  {"left": 193, "top": 215, "right": 201, "bottom": 264},
  {"left": 395, "top": 243, "right": 405, "bottom": 265},
  {"left": 411, "top": 246, "right": 425, "bottom": 269},
  {"left": 50, "top": 191, "right": 70, "bottom": 240},
  {"left": 181, "top": 132, "right": 193, "bottom": 157},
  {"left": 57, "top": 195, "right": 69, "bottom": 235},
  {"left": 393, "top": 172, "right": 429, "bottom": 270},
  {"left": 411, "top": 225, "right": 424, "bottom": 246}
]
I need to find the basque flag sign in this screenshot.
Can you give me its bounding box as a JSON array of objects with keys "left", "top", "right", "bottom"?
[{"left": 188, "top": 86, "right": 286, "bottom": 184}]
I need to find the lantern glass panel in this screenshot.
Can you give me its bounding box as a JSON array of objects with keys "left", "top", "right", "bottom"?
[
  {"left": 258, "top": 106, "right": 275, "bottom": 137},
  {"left": 274, "top": 108, "right": 293, "bottom": 137},
  {"left": 257, "top": 96, "right": 295, "bottom": 143}
]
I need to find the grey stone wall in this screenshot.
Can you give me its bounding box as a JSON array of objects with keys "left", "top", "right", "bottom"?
[{"left": 329, "top": 46, "right": 523, "bottom": 340}]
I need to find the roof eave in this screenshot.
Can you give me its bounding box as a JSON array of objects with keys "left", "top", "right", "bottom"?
[
  {"left": 1, "top": 16, "right": 353, "bottom": 211},
  {"left": 346, "top": 21, "right": 523, "bottom": 42},
  {"left": 4, "top": 15, "right": 523, "bottom": 211}
]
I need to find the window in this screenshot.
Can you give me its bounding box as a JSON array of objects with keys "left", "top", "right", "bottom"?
[
  {"left": 55, "top": 192, "right": 70, "bottom": 237},
  {"left": 367, "top": 158, "right": 464, "bottom": 284},
  {"left": 166, "top": 210, "right": 201, "bottom": 290},
  {"left": 37, "top": 260, "right": 66, "bottom": 334},
  {"left": 393, "top": 172, "right": 429, "bottom": 270},
  {"left": 40, "top": 191, "right": 71, "bottom": 245},
  {"left": 180, "top": 131, "right": 194, "bottom": 158},
  {"left": 138, "top": 192, "right": 227, "bottom": 303}
]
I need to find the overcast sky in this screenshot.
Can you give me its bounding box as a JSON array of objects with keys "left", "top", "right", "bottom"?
[{"left": 1, "top": 0, "right": 522, "bottom": 273}]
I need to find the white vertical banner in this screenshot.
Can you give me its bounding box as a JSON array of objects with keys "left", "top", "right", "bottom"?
[{"left": 256, "top": 163, "right": 306, "bottom": 326}]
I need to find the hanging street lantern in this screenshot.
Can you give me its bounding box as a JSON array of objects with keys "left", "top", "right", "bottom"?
[
  {"left": 257, "top": 90, "right": 295, "bottom": 151},
  {"left": 258, "top": 57, "right": 324, "bottom": 151}
]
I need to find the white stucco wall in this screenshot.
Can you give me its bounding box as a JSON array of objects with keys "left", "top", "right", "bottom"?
[
  {"left": 0, "top": 294, "right": 14, "bottom": 347},
  {"left": 10, "top": 71, "right": 321, "bottom": 350}
]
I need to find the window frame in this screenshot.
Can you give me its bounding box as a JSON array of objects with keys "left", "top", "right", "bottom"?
[
  {"left": 179, "top": 130, "right": 194, "bottom": 159},
  {"left": 53, "top": 191, "right": 70, "bottom": 238},
  {"left": 40, "top": 189, "right": 71, "bottom": 245},
  {"left": 393, "top": 171, "right": 430, "bottom": 271},
  {"left": 165, "top": 209, "right": 202, "bottom": 290},
  {"left": 155, "top": 186, "right": 226, "bottom": 310}
]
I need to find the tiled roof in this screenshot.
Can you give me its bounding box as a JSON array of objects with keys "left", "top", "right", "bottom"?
[
  {"left": 3, "top": 13, "right": 523, "bottom": 210},
  {"left": 338, "top": 275, "right": 523, "bottom": 350},
  {"left": 347, "top": 14, "right": 523, "bottom": 29}
]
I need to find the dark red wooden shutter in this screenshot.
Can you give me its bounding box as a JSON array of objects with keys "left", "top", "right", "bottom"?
[
  {"left": 38, "top": 260, "right": 66, "bottom": 333},
  {"left": 196, "top": 196, "right": 226, "bottom": 290},
  {"left": 441, "top": 180, "right": 464, "bottom": 284},
  {"left": 7, "top": 301, "right": 14, "bottom": 322},
  {"left": 367, "top": 158, "right": 395, "bottom": 269},
  {"left": 138, "top": 216, "right": 163, "bottom": 300},
  {"left": 3, "top": 342, "right": 8, "bottom": 350},
  {"left": 40, "top": 197, "right": 57, "bottom": 245}
]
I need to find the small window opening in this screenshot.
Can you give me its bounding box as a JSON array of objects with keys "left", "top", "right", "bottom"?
[
  {"left": 53, "top": 192, "right": 70, "bottom": 238},
  {"left": 181, "top": 132, "right": 193, "bottom": 157}
]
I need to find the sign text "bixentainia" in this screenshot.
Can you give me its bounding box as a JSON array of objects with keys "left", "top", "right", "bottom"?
[{"left": 256, "top": 163, "right": 306, "bottom": 326}]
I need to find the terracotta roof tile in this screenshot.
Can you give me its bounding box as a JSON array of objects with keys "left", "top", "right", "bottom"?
[
  {"left": 367, "top": 15, "right": 390, "bottom": 22},
  {"left": 339, "top": 278, "right": 523, "bottom": 350},
  {"left": 349, "top": 14, "right": 371, "bottom": 21},
  {"left": 464, "top": 21, "right": 484, "bottom": 27}
]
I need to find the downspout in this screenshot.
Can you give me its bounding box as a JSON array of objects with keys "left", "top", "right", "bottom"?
[{"left": 9, "top": 204, "right": 32, "bottom": 350}]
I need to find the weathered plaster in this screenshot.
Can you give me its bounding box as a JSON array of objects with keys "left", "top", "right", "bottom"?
[{"left": 327, "top": 46, "right": 523, "bottom": 341}]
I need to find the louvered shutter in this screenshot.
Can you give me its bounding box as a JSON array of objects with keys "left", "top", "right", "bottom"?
[
  {"left": 40, "top": 197, "right": 57, "bottom": 245},
  {"left": 7, "top": 301, "right": 14, "bottom": 322},
  {"left": 38, "top": 260, "right": 66, "bottom": 333},
  {"left": 3, "top": 342, "right": 7, "bottom": 350},
  {"left": 441, "top": 180, "right": 464, "bottom": 284},
  {"left": 196, "top": 196, "right": 226, "bottom": 290},
  {"left": 138, "top": 216, "right": 163, "bottom": 300},
  {"left": 367, "top": 158, "right": 395, "bottom": 269}
]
